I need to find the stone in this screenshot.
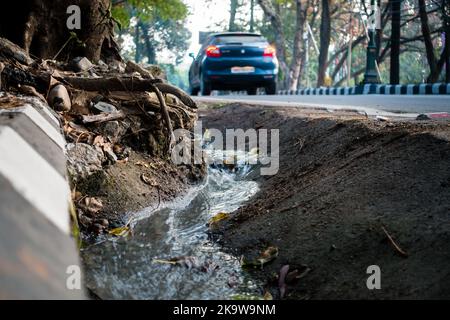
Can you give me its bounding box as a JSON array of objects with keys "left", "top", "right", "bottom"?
[
  {"left": 97, "top": 120, "right": 127, "bottom": 144},
  {"left": 66, "top": 143, "right": 105, "bottom": 180},
  {"left": 104, "top": 148, "right": 118, "bottom": 164},
  {"left": 47, "top": 84, "right": 71, "bottom": 112},
  {"left": 92, "top": 101, "right": 117, "bottom": 114},
  {"left": 416, "top": 114, "right": 431, "bottom": 121},
  {"left": 71, "top": 57, "right": 93, "bottom": 72}
]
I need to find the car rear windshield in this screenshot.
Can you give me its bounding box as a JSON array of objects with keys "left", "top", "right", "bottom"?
[{"left": 213, "top": 35, "right": 266, "bottom": 45}]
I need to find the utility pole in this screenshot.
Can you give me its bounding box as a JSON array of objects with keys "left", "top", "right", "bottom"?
[
  {"left": 363, "top": 0, "right": 380, "bottom": 84},
  {"left": 250, "top": 0, "right": 255, "bottom": 33},
  {"left": 375, "top": 0, "right": 382, "bottom": 62},
  {"left": 390, "top": 0, "right": 401, "bottom": 84}
]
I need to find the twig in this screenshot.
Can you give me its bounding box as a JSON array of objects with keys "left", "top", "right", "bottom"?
[
  {"left": 81, "top": 110, "right": 125, "bottom": 124},
  {"left": 150, "top": 84, "right": 175, "bottom": 152},
  {"left": 382, "top": 226, "right": 408, "bottom": 258}
]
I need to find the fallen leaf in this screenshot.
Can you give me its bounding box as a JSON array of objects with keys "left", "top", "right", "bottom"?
[
  {"left": 108, "top": 226, "right": 130, "bottom": 237},
  {"left": 141, "top": 173, "right": 158, "bottom": 186},
  {"left": 117, "top": 158, "right": 129, "bottom": 164},
  {"left": 135, "top": 161, "right": 149, "bottom": 168},
  {"left": 264, "top": 290, "right": 273, "bottom": 300},
  {"left": 93, "top": 135, "right": 105, "bottom": 147},
  {"left": 153, "top": 259, "right": 178, "bottom": 265},
  {"left": 242, "top": 246, "right": 279, "bottom": 268},
  {"left": 207, "top": 212, "right": 230, "bottom": 227},
  {"left": 153, "top": 256, "right": 200, "bottom": 270},
  {"left": 108, "top": 217, "right": 134, "bottom": 237},
  {"left": 83, "top": 197, "right": 103, "bottom": 214}
]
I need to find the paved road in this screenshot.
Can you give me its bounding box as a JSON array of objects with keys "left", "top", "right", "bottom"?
[{"left": 196, "top": 94, "right": 450, "bottom": 117}]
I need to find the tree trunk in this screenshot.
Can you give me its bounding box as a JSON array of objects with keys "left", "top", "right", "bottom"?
[
  {"left": 0, "top": 0, "right": 120, "bottom": 63},
  {"left": 134, "top": 22, "right": 141, "bottom": 63},
  {"left": 250, "top": 0, "right": 255, "bottom": 32},
  {"left": 139, "top": 22, "right": 156, "bottom": 65},
  {"left": 229, "top": 0, "right": 239, "bottom": 32},
  {"left": 419, "top": 0, "right": 439, "bottom": 82},
  {"left": 317, "top": 0, "right": 331, "bottom": 87},
  {"left": 446, "top": 28, "right": 450, "bottom": 83},
  {"left": 288, "top": 0, "right": 305, "bottom": 90},
  {"left": 444, "top": 0, "right": 450, "bottom": 83},
  {"left": 257, "top": 0, "right": 289, "bottom": 89},
  {"left": 390, "top": 0, "right": 401, "bottom": 84}
]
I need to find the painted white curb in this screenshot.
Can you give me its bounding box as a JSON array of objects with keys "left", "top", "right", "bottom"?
[{"left": 0, "top": 125, "right": 70, "bottom": 234}]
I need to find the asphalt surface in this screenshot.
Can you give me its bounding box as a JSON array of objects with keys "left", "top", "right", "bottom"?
[{"left": 195, "top": 94, "right": 450, "bottom": 117}]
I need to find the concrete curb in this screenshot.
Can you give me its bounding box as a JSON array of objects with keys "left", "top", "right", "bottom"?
[
  {"left": 0, "top": 94, "right": 85, "bottom": 299},
  {"left": 276, "top": 83, "right": 450, "bottom": 96}
]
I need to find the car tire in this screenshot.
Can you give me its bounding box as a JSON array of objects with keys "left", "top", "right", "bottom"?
[
  {"left": 265, "top": 81, "right": 277, "bottom": 95},
  {"left": 247, "top": 88, "right": 257, "bottom": 95},
  {"left": 200, "top": 73, "right": 211, "bottom": 96}
]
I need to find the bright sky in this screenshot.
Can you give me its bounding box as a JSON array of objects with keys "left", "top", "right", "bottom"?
[
  {"left": 179, "top": 0, "right": 230, "bottom": 68},
  {"left": 178, "top": 0, "right": 263, "bottom": 68}
]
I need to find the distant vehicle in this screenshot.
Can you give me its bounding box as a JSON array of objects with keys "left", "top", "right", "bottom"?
[{"left": 188, "top": 32, "right": 278, "bottom": 96}]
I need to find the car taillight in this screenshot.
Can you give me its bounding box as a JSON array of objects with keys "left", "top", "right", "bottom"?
[
  {"left": 206, "top": 45, "right": 221, "bottom": 58},
  {"left": 263, "top": 46, "right": 276, "bottom": 57}
]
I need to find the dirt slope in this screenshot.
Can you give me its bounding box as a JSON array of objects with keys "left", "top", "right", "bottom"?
[{"left": 201, "top": 103, "right": 450, "bottom": 299}]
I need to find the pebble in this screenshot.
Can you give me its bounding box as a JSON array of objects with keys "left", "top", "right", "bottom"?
[
  {"left": 47, "top": 84, "right": 71, "bottom": 112},
  {"left": 71, "top": 57, "right": 93, "bottom": 72}
]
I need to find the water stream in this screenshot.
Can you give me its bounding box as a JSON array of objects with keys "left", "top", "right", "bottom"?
[{"left": 81, "top": 153, "right": 261, "bottom": 300}]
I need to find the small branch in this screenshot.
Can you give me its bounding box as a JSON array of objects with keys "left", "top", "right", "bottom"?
[
  {"left": 382, "top": 226, "right": 408, "bottom": 258},
  {"left": 81, "top": 110, "right": 125, "bottom": 124},
  {"left": 150, "top": 84, "right": 175, "bottom": 151}
]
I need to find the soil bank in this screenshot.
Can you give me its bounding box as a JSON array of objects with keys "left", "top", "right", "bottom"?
[{"left": 200, "top": 102, "right": 450, "bottom": 299}]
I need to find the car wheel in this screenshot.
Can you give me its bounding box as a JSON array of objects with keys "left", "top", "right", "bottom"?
[
  {"left": 200, "top": 73, "right": 211, "bottom": 96},
  {"left": 265, "top": 81, "right": 277, "bottom": 95},
  {"left": 247, "top": 88, "right": 257, "bottom": 95}
]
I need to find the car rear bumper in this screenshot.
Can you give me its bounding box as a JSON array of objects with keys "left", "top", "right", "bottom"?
[{"left": 205, "top": 73, "right": 276, "bottom": 90}]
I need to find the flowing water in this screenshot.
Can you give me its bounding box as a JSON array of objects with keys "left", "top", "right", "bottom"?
[{"left": 81, "top": 152, "right": 261, "bottom": 300}]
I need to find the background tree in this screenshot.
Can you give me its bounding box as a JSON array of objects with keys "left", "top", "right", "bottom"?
[
  {"left": 112, "top": 0, "right": 189, "bottom": 65},
  {"left": 317, "top": 0, "right": 331, "bottom": 86}
]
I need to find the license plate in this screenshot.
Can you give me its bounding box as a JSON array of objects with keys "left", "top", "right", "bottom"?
[{"left": 231, "top": 66, "right": 255, "bottom": 74}]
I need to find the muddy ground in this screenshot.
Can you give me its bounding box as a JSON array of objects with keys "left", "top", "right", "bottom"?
[{"left": 200, "top": 103, "right": 450, "bottom": 300}]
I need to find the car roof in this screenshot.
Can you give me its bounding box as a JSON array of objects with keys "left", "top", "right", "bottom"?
[{"left": 211, "top": 32, "right": 263, "bottom": 38}]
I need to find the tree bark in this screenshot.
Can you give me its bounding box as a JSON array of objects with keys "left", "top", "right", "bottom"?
[
  {"left": 139, "top": 22, "right": 156, "bottom": 65},
  {"left": 317, "top": 0, "right": 331, "bottom": 87},
  {"left": 419, "top": 0, "right": 440, "bottom": 82},
  {"left": 390, "top": 0, "right": 401, "bottom": 84},
  {"left": 134, "top": 22, "right": 141, "bottom": 63},
  {"left": 0, "top": 0, "right": 120, "bottom": 62},
  {"left": 257, "top": 0, "right": 289, "bottom": 89},
  {"left": 446, "top": 28, "right": 450, "bottom": 83},
  {"left": 288, "top": 0, "right": 305, "bottom": 90},
  {"left": 229, "top": 0, "right": 239, "bottom": 32}
]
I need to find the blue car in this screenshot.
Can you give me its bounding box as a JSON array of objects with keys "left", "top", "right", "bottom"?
[{"left": 188, "top": 32, "right": 278, "bottom": 96}]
